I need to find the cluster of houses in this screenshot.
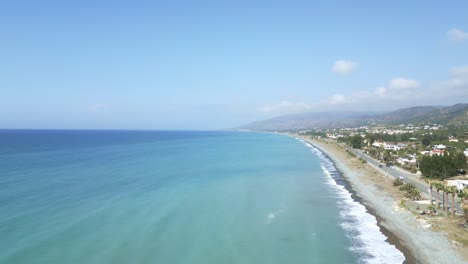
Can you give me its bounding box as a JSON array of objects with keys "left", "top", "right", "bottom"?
[
  {"left": 369, "top": 141, "right": 466, "bottom": 159},
  {"left": 302, "top": 123, "right": 468, "bottom": 141},
  {"left": 301, "top": 125, "right": 468, "bottom": 194},
  {"left": 371, "top": 140, "right": 407, "bottom": 151},
  {"left": 367, "top": 123, "right": 443, "bottom": 134},
  {"left": 303, "top": 123, "right": 454, "bottom": 143},
  {"left": 300, "top": 123, "right": 468, "bottom": 160},
  {"left": 418, "top": 144, "right": 449, "bottom": 157},
  {"left": 447, "top": 136, "right": 468, "bottom": 144},
  {"left": 397, "top": 154, "right": 417, "bottom": 166},
  {"left": 367, "top": 141, "right": 468, "bottom": 191}
]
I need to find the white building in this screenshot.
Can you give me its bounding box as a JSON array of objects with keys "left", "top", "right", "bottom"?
[
  {"left": 397, "top": 155, "right": 417, "bottom": 165},
  {"left": 446, "top": 180, "right": 468, "bottom": 191},
  {"left": 433, "top": 144, "right": 446, "bottom": 150},
  {"left": 372, "top": 141, "right": 385, "bottom": 147},
  {"left": 384, "top": 142, "right": 400, "bottom": 151},
  {"left": 420, "top": 149, "right": 445, "bottom": 156}
]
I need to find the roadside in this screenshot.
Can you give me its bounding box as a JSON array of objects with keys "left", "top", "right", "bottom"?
[{"left": 349, "top": 146, "right": 463, "bottom": 212}]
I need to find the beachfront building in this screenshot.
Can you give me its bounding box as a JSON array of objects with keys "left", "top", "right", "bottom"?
[
  {"left": 420, "top": 149, "right": 446, "bottom": 156},
  {"left": 397, "top": 155, "right": 417, "bottom": 166},
  {"left": 397, "top": 143, "right": 408, "bottom": 149},
  {"left": 326, "top": 133, "right": 345, "bottom": 140},
  {"left": 446, "top": 180, "right": 468, "bottom": 191},
  {"left": 431, "top": 149, "right": 445, "bottom": 156},
  {"left": 433, "top": 144, "right": 446, "bottom": 150},
  {"left": 372, "top": 140, "right": 385, "bottom": 147},
  {"left": 384, "top": 142, "right": 400, "bottom": 151}
]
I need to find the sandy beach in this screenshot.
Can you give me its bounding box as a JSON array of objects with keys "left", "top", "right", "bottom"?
[{"left": 294, "top": 135, "right": 467, "bottom": 264}]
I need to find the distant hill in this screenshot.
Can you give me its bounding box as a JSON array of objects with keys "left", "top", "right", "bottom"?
[
  {"left": 411, "top": 103, "right": 468, "bottom": 124},
  {"left": 237, "top": 111, "right": 381, "bottom": 131},
  {"left": 238, "top": 103, "right": 468, "bottom": 131},
  {"left": 368, "top": 106, "right": 441, "bottom": 123}
]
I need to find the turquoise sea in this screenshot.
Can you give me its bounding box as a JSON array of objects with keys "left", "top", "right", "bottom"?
[{"left": 0, "top": 130, "right": 404, "bottom": 263}]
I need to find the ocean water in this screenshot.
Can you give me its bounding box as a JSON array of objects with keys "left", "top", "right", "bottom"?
[{"left": 0, "top": 130, "right": 404, "bottom": 263}]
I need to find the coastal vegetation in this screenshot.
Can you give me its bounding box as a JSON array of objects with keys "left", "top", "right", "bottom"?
[
  {"left": 397, "top": 183, "right": 422, "bottom": 201},
  {"left": 345, "top": 149, "right": 356, "bottom": 157},
  {"left": 420, "top": 152, "right": 467, "bottom": 180},
  {"left": 464, "top": 202, "right": 468, "bottom": 223},
  {"left": 461, "top": 190, "right": 468, "bottom": 223},
  {"left": 393, "top": 178, "right": 404, "bottom": 187},
  {"left": 424, "top": 181, "right": 466, "bottom": 217},
  {"left": 349, "top": 134, "right": 364, "bottom": 149}
]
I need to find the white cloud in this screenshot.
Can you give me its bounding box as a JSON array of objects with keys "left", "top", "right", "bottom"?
[
  {"left": 304, "top": 77, "right": 420, "bottom": 110},
  {"left": 258, "top": 101, "right": 314, "bottom": 114},
  {"left": 257, "top": 66, "right": 468, "bottom": 115},
  {"left": 436, "top": 66, "right": 468, "bottom": 93},
  {"left": 318, "top": 71, "right": 465, "bottom": 110},
  {"left": 447, "top": 28, "right": 468, "bottom": 43},
  {"left": 260, "top": 77, "right": 421, "bottom": 114},
  {"left": 332, "top": 60, "right": 358, "bottom": 75},
  {"left": 375, "top": 87, "right": 386, "bottom": 96},
  {"left": 450, "top": 65, "right": 468, "bottom": 76},
  {"left": 328, "top": 94, "right": 346, "bottom": 104},
  {"left": 388, "top": 77, "right": 420, "bottom": 90}
]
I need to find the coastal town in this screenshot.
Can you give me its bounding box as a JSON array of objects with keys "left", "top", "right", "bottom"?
[
  {"left": 296, "top": 121, "right": 468, "bottom": 258},
  {"left": 300, "top": 122, "right": 468, "bottom": 182}
]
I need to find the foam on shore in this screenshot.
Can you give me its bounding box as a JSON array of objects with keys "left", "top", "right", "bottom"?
[{"left": 299, "top": 139, "right": 406, "bottom": 264}]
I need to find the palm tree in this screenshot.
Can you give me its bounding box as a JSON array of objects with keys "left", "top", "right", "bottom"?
[
  {"left": 410, "top": 188, "right": 422, "bottom": 201},
  {"left": 433, "top": 182, "right": 447, "bottom": 212},
  {"left": 433, "top": 182, "right": 443, "bottom": 209},
  {"left": 462, "top": 190, "right": 468, "bottom": 223},
  {"left": 428, "top": 181, "right": 434, "bottom": 205},
  {"left": 464, "top": 203, "right": 468, "bottom": 223},
  {"left": 444, "top": 185, "right": 449, "bottom": 214},
  {"left": 401, "top": 183, "right": 421, "bottom": 201},
  {"left": 449, "top": 186, "right": 457, "bottom": 217}
]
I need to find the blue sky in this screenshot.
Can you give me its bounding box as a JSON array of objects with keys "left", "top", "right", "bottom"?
[{"left": 1, "top": 1, "right": 467, "bottom": 129}]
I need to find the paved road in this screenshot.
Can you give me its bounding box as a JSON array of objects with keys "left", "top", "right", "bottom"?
[{"left": 347, "top": 146, "right": 462, "bottom": 213}]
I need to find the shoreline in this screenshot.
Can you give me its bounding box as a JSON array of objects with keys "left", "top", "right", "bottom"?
[
  {"left": 351, "top": 187, "right": 418, "bottom": 264},
  {"left": 288, "top": 134, "right": 466, "bottom": 264},
  {"left": 329, "top": 160, "right": 419, "bottom": 263},
  {"left": 299, "top": 136, "right": 418, "bottom": 263}
]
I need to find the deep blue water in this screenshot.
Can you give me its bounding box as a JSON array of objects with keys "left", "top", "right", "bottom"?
[{"left": 0, "top": 130, "right": 404, "bottom": 263}]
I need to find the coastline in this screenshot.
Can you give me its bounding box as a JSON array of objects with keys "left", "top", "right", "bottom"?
[{"left": 289, "top": 134, "right": 466, "bottom": 264}]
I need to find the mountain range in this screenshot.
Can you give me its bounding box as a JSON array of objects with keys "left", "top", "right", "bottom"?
[{"left": 238, "top": 103, "right": 468, "bottom": 131}]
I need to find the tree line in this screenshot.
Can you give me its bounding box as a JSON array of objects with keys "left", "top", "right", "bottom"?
[{"left": 420, "top": 152, "right": 467, "bottom": 179}]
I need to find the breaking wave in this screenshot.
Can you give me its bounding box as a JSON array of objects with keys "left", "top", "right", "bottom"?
[{"left": 298, "top": 139, "right": 405, "bottom": 264}]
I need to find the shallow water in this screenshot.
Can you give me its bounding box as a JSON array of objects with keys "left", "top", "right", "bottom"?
[{"left": 0, "top": 130, "right": 403, "bottom": 263}]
